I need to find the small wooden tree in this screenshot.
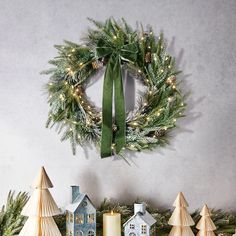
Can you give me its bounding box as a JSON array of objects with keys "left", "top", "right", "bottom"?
[
  {"left": 196, "top": 204, "right": 216, "bottom": 236},
  {"left": 168, "top": 192, "right": 195, "bottom": 236},
  {"left": 19, "top": 167, "right": 62, "bottom": 236}
]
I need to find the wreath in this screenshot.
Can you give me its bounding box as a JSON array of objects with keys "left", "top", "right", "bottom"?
[{"left": 43, "top": 18, "right": 186, "bottom": 158}]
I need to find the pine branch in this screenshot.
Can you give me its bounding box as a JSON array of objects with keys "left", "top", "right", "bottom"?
[{"left": 0, "top": 191, "right": 28, "bottom": 236}]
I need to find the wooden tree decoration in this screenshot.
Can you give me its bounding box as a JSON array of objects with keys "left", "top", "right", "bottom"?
[
  {"left": 19, "top": 167, "right": 62, "bottom": 236},
  {"left": 196, "top": 204, "right": 216, "bottom": 236},
  {"left": 168, "top": 192, "right": 195, "bottom": 236}
]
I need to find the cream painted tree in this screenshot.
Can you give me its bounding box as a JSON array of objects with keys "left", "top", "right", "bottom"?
[
  {"left": 168, "top": 192, "right": 195, "bottom": 236},
  {"left": 19, "top": 167, "right": 62, "bottom": 236},
  {"left": 196, "top": 204, "right": 216, "bottom": 236}
]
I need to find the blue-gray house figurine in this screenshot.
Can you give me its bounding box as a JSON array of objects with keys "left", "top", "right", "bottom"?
[
  {"left": 65, "top": 186, "right": 96, "bottom": 236},
  {"left": 123, "top": 203, "right": 157, "bottom": 236}
]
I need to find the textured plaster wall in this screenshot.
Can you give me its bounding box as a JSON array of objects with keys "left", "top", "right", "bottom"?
[{"left": 0, "top": 0, "right": 236, "bottom": 211}]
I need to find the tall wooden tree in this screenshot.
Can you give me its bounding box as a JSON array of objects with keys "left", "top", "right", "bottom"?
[
  {"left": 196, "top": 204, "right": 216, "bottom": 236},
  {"left": 19, "top": 167, "right": 62, "bottom": 236},
  {"left": 168, "top": 192, "right": 195, "bottom": 236}
]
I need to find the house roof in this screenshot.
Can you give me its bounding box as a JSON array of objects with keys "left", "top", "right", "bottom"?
[
  {"left": 65, "top": 194, "right": 96, "bottom": 212},
  {"left": 139, "top": 211, "right": 156, "bottom": 226},
  {"left": 123, "top": 211, "right": 156, "bottom": 227}
]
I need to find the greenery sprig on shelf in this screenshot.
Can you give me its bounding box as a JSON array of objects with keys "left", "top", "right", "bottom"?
[
  {"left": 0, "top": 191, "right": 28, "bottom": 236},
  {"left": 43, "top": 18, "right": 186, "bottom": 158}
]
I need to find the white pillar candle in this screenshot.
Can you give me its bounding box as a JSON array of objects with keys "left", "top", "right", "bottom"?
[{"left": 103, "top": 211, "right": 121, "bottom": 236}]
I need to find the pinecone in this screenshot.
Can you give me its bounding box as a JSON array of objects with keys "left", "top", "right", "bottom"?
[
  {"left": 112, "top": 124, "right": 118, "bottom": 132},
  {"left": 92, "top": 61, "right": 101, "bottom": 69},
  {"left": 75, "top": 85, "right": 84, "bottom": 95},
  {"left": 166, "top": 76, "right": 176, "bottom": 85},
  {"left": 155, "top": 129, "right": 166, "bottom": 137},
  {"left": 145, "top": 52, "right": 152, "bottom": 63}
]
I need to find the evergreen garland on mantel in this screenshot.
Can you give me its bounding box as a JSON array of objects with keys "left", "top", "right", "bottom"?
[
  {"left": 57, "top": 198, "right": 236, "bottom": 236},
  {"left": 0, "top": 192, "right": 235, "bottom": 236}
]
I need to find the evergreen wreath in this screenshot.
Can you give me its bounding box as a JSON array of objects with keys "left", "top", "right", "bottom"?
[{"left": 43, "top": 18, "right": 186, "bottom": 158}]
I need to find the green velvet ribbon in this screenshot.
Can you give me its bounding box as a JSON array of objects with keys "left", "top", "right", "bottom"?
[{"left": 96, "top": 39, "right": 138, "bottom": 158}]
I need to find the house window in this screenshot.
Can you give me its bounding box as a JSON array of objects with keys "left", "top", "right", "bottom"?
[
  {"left": 70, "top": 213, "right": 74, "bottom": 223},
  {"left": 130, "top": 224, "right": 135, "bottom": 229},
  {"left": 76, "top": 231, "right": 83, "bottom": 236},
  {"left": 70, "top": 231, "right": 73, "bottom": 236},
  {"left": 88, "top": 230, "right": 95, "bottom": 236},
  {"left": 129, "top": 233, "right": 136, "bottom": 236},
  {"left": 141, "top": 225, "right": 147, "bottom": 234},
  {"left": 75, "top": 214, "right": 84, "bottom": 224},
  {"left": 87, "top": 213, "right": 95, "bottom": 223}
]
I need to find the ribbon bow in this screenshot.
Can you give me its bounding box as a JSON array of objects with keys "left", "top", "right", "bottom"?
[{"left": 96, "top": 38, "right": 138, "bottom": 157}]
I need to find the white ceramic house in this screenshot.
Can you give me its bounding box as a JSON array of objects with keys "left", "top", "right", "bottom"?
[
  {"left": 123, "top": 203, "right": 157, "bottom": 236},
  {"left": 65, "top": 186, "right": 96, "bottom": 236}
]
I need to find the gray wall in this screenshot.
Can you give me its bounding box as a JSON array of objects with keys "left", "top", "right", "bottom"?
[{"left": 0, "top": 0, "right": 236, "bottom": 211}]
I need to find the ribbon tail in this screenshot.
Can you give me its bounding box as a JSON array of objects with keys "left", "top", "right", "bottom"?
[
  {"left": 114, "top": 57, "right": 126, "bottom": 154},
  {"left": 100, "top": 56, "right": 114, "bottom": 158}
]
